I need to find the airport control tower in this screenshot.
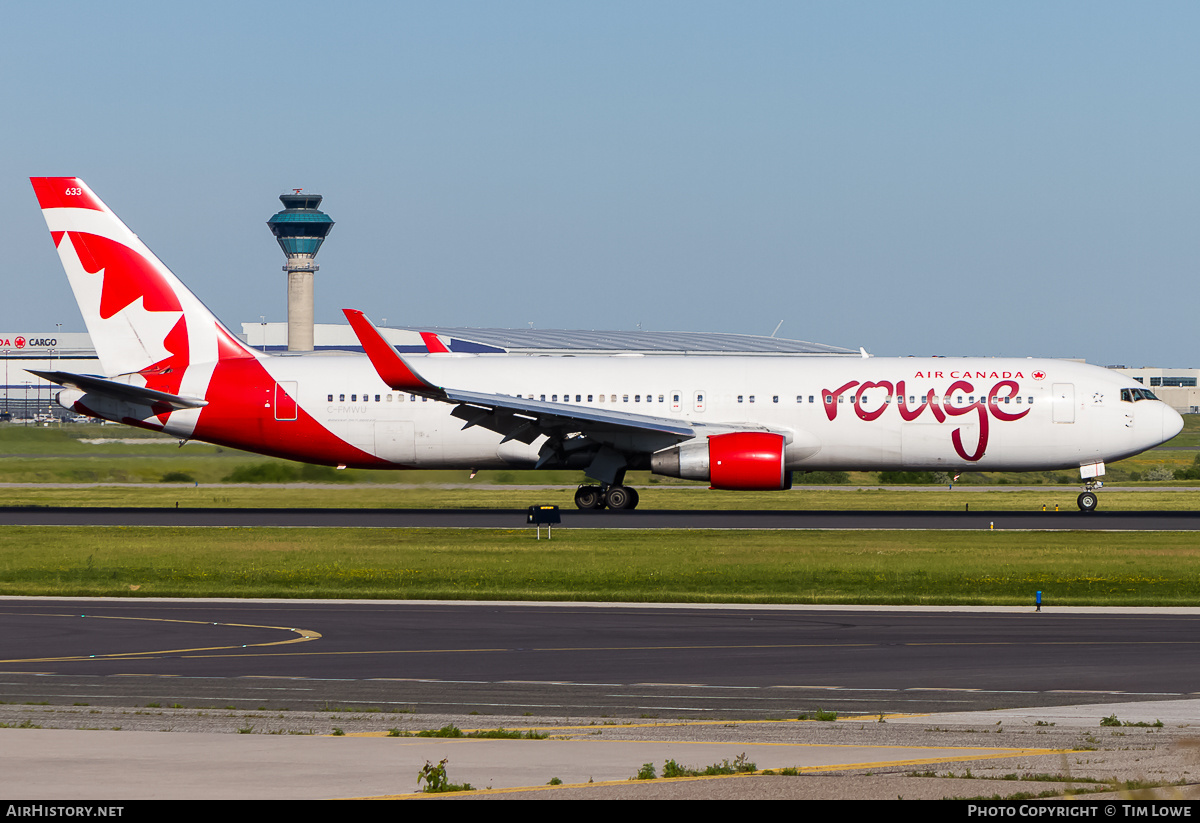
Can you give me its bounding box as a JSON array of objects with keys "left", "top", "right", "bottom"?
[{"left": 267, "top": 191, "right": 334, "bottom": 352}]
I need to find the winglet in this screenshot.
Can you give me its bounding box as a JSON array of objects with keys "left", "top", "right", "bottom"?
[
  {"left": 419, "top": 331, "right": 450, "bottom": 353},
  {"left": 343, "top": 309, "right": 442, "bottom": 394}
]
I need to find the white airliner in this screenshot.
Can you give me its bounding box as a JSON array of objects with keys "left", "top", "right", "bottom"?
[{"left": 29, "top": 177, "right": 1183, "bottom": 512}]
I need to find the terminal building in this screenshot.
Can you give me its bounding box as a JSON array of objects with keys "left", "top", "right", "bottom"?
[
  {"left": 240, "top": 322, "right": 858, "bottom": 356},
  {"left": 0, "top": 332, "right": 95, "bottom": 420}
]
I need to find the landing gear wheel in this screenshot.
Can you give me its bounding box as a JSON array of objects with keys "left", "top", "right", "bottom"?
[
  {"left": 604, "top": 485, "right": 637, "bottom": 511},
  {"left": 1077, "top": 491, "right": 1098, "bottom": 513},
  {"left": 574, "top": 485, "right": 604, "bottom": 510}
]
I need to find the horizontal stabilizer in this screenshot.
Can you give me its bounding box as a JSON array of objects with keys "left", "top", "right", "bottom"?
[{"left": 29, "top": 370, "right": 208, "bottom": 411}]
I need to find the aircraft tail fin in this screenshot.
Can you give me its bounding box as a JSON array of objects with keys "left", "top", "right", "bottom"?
[{"left": 30, "top": 178, "right": 256, "bottom": 393}]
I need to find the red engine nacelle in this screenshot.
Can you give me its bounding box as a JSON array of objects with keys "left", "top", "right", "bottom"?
[
  {"left": 650, "top": 431, "right": 792, "bottom": 490},
  {"left": 709, "top": 432, "right": 791, "bottom": 490}
]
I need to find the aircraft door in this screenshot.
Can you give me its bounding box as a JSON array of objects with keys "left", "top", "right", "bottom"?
[
  {"left": 375, "top": 421, "right": 416, "bottom": 464},
  {"left": 274, "top": 382, "right": 298, "bottom": 421},
  {"left": 1052, "top": 383, "right": 1075, "bottom": 424},
  {"left": 671, "top": 390, "right": 682, "bottom": 413}
]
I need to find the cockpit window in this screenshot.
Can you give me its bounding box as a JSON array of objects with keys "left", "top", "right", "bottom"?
[{"left": 1122, "top": 387, "right": 1159, "bottom": 403}]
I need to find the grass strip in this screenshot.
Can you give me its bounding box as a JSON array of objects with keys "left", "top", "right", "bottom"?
[
  {"left": 5, "top": 485, "right": 1200, "bottom": 511},
  {"left": 2, "top": 526, "right": 1200, "bottom": 604},
  {"left": 4, "top": 420, "right": 1199, "bottom": 488}
]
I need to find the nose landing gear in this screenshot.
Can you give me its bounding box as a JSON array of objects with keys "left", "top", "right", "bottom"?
[{"left": 1076, "top": 462, "right": 1105, "bottom": 512}]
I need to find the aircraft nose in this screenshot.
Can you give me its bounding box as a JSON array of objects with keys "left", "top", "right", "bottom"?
[{"left": 1163, "top": 403, "right": 1184, "bottom": 443}]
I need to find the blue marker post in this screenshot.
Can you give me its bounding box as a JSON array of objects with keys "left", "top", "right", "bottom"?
[{"left": 1036, "top": 591, "right": 1042, "bottom": 612}]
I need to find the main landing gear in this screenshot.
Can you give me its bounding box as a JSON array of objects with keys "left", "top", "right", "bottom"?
[{"left": 574, "top": 484, "right": 640, "bottom": 511}]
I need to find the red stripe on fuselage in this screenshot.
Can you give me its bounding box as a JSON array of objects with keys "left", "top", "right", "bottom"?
[{"left": 192, "top": 357, "right": 393, "bottom": 469}]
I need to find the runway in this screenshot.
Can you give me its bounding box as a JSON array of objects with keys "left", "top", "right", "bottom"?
[
  {"left": 2, "top": 599, "right": 1197, "bottom": 718},
  {"left": 4, "top": 505, "right": 1200, "bottom": 529}
]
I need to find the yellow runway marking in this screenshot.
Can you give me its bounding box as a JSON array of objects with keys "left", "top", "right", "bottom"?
[{"left": 0, "top": 612, "right": 321, "bottom": 663}]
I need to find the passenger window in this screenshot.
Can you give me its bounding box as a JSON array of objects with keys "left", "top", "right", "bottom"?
[
  {"left": 375, "top": 395, "right": 381, "bottom": 402},
  {"left": 588, "top": 395, "right": 593, "bottom": 402},
  {"left": 327, "top": 394, "right": 333, "bottom": 402},
  {"left": 351, "top": 395, "right": 357, "bottom": 402},
  {"left": 773, "top": 396, "right": 779, "bottom": 403},
  {"left": 738, "top": 395, "right": 743, "bottom": 403}
]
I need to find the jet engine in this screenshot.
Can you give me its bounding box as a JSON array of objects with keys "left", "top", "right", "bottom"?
[{"left": 650, "top": 432, "right": 792, "bottom": 490}]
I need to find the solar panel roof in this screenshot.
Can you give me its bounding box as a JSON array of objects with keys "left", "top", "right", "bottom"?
[{"left": 405, "top": 327, "right": 856, "bottom": 355}]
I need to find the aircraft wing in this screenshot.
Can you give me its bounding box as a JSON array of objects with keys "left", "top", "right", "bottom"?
[
  {"left": 343, "top": 310, "right": 697, "bottom": 446},
  {"left": 444, "top": 387, "right": 697, "bottom": 443},
  {"left": 28, "top": 370, "right": 209, "bottom": 411}
]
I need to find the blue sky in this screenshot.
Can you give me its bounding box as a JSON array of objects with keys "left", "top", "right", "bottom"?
[{"left": 5, "top": 2, "right": 1198, "bottom": 366}]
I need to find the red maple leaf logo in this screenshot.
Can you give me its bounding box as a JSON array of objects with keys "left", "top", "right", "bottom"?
[{"left": 1032, "top": 370, "right": 1046, "bottom": 380}]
